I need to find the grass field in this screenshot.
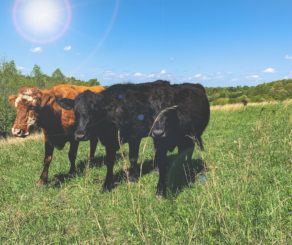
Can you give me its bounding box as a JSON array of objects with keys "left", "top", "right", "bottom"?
[{"left": 0, "top": 102, "right": 291, "bottom": 244}]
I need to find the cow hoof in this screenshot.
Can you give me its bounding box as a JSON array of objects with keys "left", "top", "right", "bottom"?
[
  {"left": 128, "top": 174, "right": 139, "bottom": 183},
  {"left": 156, "top": 194, "right": 163, "bottom": 199},
  {"left": 100, "top": 184, "right": 113, "bottom": 193},
  {"left": 88, "top": 158, "right": 94, "bottom": 166},
  {"left": 156, "top": 188, "right": 166, "bottom": 198},
  {"left": 68, "top": 171, "right": 76, "bottom": 178},
  {"left": 36, "top": 179, "right": 47, "bottom": 186}
]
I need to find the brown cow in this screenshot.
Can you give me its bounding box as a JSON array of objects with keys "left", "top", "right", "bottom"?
[{"left": 9, "top": 84, "right": 105, "bottom": 185}]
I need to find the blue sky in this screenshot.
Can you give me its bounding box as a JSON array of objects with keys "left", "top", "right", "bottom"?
[{"left": 1, "top": 0, "right": 292, "bottom": 86}]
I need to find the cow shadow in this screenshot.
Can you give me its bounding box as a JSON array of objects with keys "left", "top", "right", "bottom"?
[
  {"left": 52, "top": 153, "right": 123, "bottom": 187},
  {"left": 52, "top": 155, "right": 105, "bottom": 187},
  {"left": 53, "top": 154, "right": 157, "bottom": 188},
  {"left": 53, "top": 152, "right": 208, "bottom": 196},
  {"left": 111, "top": 158, "right": 157, "bottom": 185},
  {"left": 77, "top": 156, "right": 105, "bottom": 173},
  {"left": 110, "top": 154, "right": 207, "bottom": 197},
  {"left": 167, "top": 156, "right": 207, "bottom": 196}
]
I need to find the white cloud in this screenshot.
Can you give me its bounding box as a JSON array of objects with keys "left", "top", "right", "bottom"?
[
  {"left": 64, "top": 45, "right": 72, "bottom": 51},
  {"left": 284, "top": 55, "right": 292, "bottom": 60},
  {"left": 230, "top": 78, "right": 240, "bottom": 82},
  {"left": 118, "top": 72, "right": 130, "bottom": 79},
  {"left": 103, "top": 70, "right": 116, "bottom": 77},
  {"left": 191, "top": 73, "right": 210, "bottom": 81},
  {"left": 100, "top": 69, "right": 174, "bottom": 83},
  {"left": 263, "top": 67, "right": 275, "bottom": 73},
  {"left": 247, "top": 75, "right": 260, "bottom": 79},
  {"left": 30, "top": 47, "right": 42, "bottom": 53},
  {"left": 134, "top": 72, "right": 144, "bottom": 77}
]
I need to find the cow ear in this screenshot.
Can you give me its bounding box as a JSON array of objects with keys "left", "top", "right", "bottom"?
[
  {"left": 55, "top": 98, "right": 75, "bottom": 110},
  {"left": 8, "top": 95, "right": 17, "bottom": 106}
]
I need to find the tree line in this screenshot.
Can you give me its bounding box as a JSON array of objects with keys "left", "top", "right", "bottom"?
[{"left": 207, "top": 80, "right": 292, "bottom": 105}]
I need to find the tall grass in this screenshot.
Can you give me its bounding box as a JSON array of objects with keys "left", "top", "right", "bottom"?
[{"left": 0, "top": 102, "right": 291, "bottom": 244}]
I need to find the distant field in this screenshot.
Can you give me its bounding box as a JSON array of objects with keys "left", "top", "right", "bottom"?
[
  {"left": 211, "top": 98, "right": 292, "bottom": 111},
  {"left": 0, "top": 102, "right": 291, "bottom": 244}
]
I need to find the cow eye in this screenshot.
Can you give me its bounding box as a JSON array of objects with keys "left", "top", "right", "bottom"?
[{"left": 28, "top": 106, "right": 36, "bottom": 111}]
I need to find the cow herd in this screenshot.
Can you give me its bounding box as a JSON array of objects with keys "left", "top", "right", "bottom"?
[{"left": 8, "top": 80, "right": 210, "bottom": 196}]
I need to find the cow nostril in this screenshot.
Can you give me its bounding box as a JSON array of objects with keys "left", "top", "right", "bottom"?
[
  {"left": 12, "top": 128, "right": 20, "bottom": 135},
  {"left": 152, "top": 129, "right": 165, "bottom": 137},
  {"left": 75, "top": 131, "right": 86, "bottom": 141}
]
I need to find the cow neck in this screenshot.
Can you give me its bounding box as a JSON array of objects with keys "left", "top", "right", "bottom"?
[
  {"left": 38, "top": 91, "right": 63, "bottom": 136},
  {"left": 40, "top": 90, "right": 55, "bottom": 107}
]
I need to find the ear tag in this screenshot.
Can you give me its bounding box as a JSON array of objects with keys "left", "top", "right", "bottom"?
[
  {"left": 137, "top": 114, "right": 145, "bottom": 121},
  {"left": 117, "top": 94, "right": 124, "bottom": 100}
]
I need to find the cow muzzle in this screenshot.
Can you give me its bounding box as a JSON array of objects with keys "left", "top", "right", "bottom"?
[
  {"left": 151, "top": 129, "right": 166, "bottom": 138},
  {"left": 11, "top": 128, "right": 30, "bottom": 137},
  {"left": 74, "top": 131, "right": 88, "bottom": 141}
]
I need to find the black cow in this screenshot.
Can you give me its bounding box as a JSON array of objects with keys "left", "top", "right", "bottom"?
[
  {"left": 241, "top": 99, "right": 248, "bottom": 106},
  {"left": 150, "top": 83, "right": 210, "bottom": 195},
  {"left": 57, "top": 80, "right": 210, "bottom": 196}
]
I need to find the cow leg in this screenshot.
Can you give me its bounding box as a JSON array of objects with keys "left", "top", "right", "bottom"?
[
  {"left": 89, "top": 138, "right": 98, "bottom": 163},
  {"left": 68, "top": 141, "right": 79, "bottom": 176},
  {"left": 178, "top": 138, "right": 195, "bottom": 183},
  {"left": 154, "top": 143, "right": 168, "bottom": 197},
  {"left": 101, "top": 147, "right": 116, "bottom": 192},
  {"left": 37, "top": 141, "right": 54, "bottom": 185},
  {"left": 178, "top": 137, "right": 194, "bottom": 165},
  {"left": 128, "top": 139, "right": 141, "bottom": 182}
]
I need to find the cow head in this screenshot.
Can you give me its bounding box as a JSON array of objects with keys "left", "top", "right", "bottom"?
[
  {"left": 56, "top": 90, "right": 106, "bottom": 141},
  {"left": 9, "top": 87, "right": 42, "bottom": 137},
  {"left": 151, "top": 105, "right": 178, "bottom": 138}
]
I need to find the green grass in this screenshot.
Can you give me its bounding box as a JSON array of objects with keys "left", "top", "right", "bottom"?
[{"left": 0, "top": 103, "right": 291, "bottom": 244}]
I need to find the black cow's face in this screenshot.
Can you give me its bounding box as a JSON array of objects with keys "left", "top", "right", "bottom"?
[
  {"left": 56, "top": 90, "right": 105, "bottom": 141},
  {"left": 152, "top": 113, "right": 167, "bottom": 137},
  {"left": 151, "top": 106, "right": 178, "bottom": 138}
]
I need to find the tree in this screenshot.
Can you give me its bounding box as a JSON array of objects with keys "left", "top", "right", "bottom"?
[
  {"left": 31, "top": 65, "right": 42, "bottom": 78},
  {"left": 0, "top": 60, "right": 21, "bottom": 89},
  {"left": 87, "top": 78, "right": 100, "bottom": 86},
  {"left": 31, "top": 64, "right": 45, "bottom": 87},
  {"left": 51, "top": 68, "right": 65, "bottom": 83}
]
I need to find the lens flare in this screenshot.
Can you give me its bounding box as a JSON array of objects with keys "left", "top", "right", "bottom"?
[{"left": 13, "top": 0, "right": 72, "bottom": 43}]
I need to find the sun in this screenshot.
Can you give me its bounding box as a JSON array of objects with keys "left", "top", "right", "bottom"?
[
  {"left": 13, "top": 0, "right": 72, "bottom": 43},
  {"left": 23, "top": 0, "right": 61, "bottom": 33}
]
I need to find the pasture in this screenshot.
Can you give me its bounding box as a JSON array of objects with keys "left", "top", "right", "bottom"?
[{"left": 0, "top": 102, "right": 291, "bottom": 244}]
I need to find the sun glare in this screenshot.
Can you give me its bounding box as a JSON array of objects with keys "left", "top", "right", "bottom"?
[
  {"left": 13, "top": 0, "right": 72, "bottom": 43},
  {"left": 23, "top": 0, "right": 60, "bottom": 33}
]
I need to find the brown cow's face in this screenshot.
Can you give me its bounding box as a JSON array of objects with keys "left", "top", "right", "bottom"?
[{"left": 9, "top": 88, "right": 42, "bottom": 137}]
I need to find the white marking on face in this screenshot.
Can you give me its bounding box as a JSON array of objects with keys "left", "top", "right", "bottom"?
[
  {"left": 11, "top": 128, "right": 29, "bottom": 137},
  {"left": 15, "top": 93, "right": 37, "bottom": 107},
  {"left": 15, "top": 96, "right": 22, "bottom": 107},
  {"left": 27, "top": 116, "right": 36, "bottom": 126}
]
